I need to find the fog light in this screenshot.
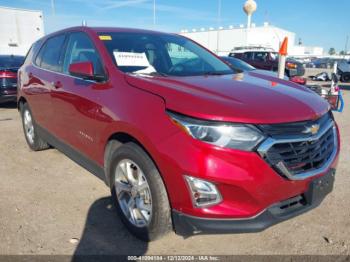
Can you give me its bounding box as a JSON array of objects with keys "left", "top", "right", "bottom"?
[{"left": 184, "top": 176, "right": 222, "bottom": 207}]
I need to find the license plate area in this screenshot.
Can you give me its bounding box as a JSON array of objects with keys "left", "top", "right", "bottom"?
[{"left": 305, "top": 169, "right": 335, "bottom": 204}]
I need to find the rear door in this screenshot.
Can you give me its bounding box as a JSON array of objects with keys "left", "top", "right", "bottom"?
[
  {"left": 51, "top": 31, "right": 107, "bottom": 161},
  {"left": 25, "top": 34, "right": 66, "bottom": 131}
]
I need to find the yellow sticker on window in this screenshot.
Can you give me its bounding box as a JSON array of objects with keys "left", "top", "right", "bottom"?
[{"left": 99, "top": 35, "right": 112, "bottom": 41}]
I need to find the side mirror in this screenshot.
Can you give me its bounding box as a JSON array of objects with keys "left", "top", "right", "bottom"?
[
  {"left": 69, "top": 61, "right": 94, "bottom": 80},
  {"left": 68, "top": 61, "right": 105, "bottom": 82}
]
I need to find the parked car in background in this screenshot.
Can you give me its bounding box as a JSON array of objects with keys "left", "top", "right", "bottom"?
[
  {"left": 337, "top": 60, "right": 350, "bottom": 82},
  {"left": 306, "top": 58, "right": 347, "bottom": 69},
  {"left": 220, "top": 56, "right": 288, "bottom": 79},
  {"left": 229, "top": 47, "right": 305, "bottom": 77},
  {"left": 0, "top": 55, "right": 24, "bottom": 104},
  {"left": 18, "top": 27, "right": 339, "bottom": 241}
]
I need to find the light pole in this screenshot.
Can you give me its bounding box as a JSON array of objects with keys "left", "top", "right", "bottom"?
[
  {"left": 51, "top": 0, "right": 56, "bottom": 17},
  {"left": 345, "top": 35, "right": 349, "bottom": 57},
  {"left": 51, "top": 0, "right": 56, "bottom": 30},
  {"left": 216, "top": 0, "right": 221, "bottom": 54},
  {"left": 153, "top": 0, "right": 156, "bottom": 29}
]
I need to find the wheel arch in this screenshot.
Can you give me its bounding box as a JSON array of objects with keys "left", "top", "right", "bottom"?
[
  {"left": 104, "top": 132, "right": 161, "bottom": 186},
  {"left": 103, "top": 130, "right": 173, "bottom": 210},
  {"left": 17, "top": 96, "right": 27, "bottom": 111}
]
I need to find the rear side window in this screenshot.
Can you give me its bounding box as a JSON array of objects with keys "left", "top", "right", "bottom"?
[
  {"left": 62, "top": 32, "right": 104, "bottom": 76},
  {"left": 252, "top": 52, "right": 268, "bottom": 62},
  {"left": 37, "top": 34, "right": 66, "bottom": 72},
  {"left": 243, "top": 52, "right": 254, "bottom": 60}
]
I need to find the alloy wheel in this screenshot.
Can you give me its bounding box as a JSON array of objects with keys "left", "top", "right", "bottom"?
[
  {"left": 23, "top": 109, "right": 35, "bottom": 144},
  {"left": 114, "top": 159, "right": 152, "bottom": 227}
]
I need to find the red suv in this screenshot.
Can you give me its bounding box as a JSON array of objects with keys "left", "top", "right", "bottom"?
[
  {"left": 229, "top": 48, "right": 305, "bottom": 77},
  {"left": 18, "top": 27, "right": 340, "bottom": 241}
]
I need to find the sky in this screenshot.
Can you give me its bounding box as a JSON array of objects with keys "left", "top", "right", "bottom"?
[{"left": 1, "top": 0, "right": 349, "bottom": 52}]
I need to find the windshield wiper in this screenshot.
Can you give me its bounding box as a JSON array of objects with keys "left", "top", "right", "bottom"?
[
  {"left": 203, "top": 71, "right": 226, "bottom": 76},
  {"left": 130, "top": 71, "right": 168, "bottom": 77},
  {"left": 148, "top": 72, "right": 168, "bottom": 77}
]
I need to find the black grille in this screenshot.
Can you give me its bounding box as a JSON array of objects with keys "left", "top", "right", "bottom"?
[
  {"left": 265, "top": 128, "right": 335, "bottom": 175},
  {"left": 259, "top": 113, "right": 336, "bottom": 177},
  {"left": 259, "top": 112, "right": 331, "bottom": 137}
]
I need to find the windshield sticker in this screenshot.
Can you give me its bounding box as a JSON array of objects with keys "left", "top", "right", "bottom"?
[
  {"left": 113, "top": 52, "right": 151, "bottom": 67},
  {"left": 99, "top": 35, "right": 112, "bottom": 41}
]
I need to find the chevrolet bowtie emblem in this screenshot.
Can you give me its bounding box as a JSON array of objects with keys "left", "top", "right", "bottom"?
[{"left": 303, "top": 124, "right": 320, "bottom": 135}]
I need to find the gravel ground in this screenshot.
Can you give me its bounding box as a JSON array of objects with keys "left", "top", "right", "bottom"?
[{"left": 0, "top": 83, "right": 349, "bottom": 257}]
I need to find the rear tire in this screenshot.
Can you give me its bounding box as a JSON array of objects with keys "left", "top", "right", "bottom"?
[
  {"left": 20, "top": 103, "right": 49, "bottom": 151},
  {"left": 108, "top": 142, "right": 172, "bottom": 241},
  {"left": 341, "top": 72, "right": 350, "bottom": 83}
]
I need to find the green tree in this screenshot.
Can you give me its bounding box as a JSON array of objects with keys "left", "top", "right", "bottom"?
[
  {"left": 328, "top": 48, "right": 336, "bottom": 55},
  {"left": 339, "top": 50, "right": 346, "bottom": 55}
]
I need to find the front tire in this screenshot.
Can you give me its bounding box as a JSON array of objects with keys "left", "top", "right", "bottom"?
[
  {"left": 108, "top": 142, "right": 172, "bottom": 241},
  {"left": 20, "top": 103, "right": 49, "bottom": 151}
]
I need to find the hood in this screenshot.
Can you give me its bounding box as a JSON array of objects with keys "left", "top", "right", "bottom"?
[
  {"left": 125, "top": 72, "right": 330, "bottom": 124},
  {"left": 250, "top": 69, "right": 289, "bottom": 80}
]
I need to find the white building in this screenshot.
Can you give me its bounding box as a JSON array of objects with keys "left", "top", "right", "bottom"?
[
  {"left": 291, "top": 45, "right": 324, "bottom": 57},
  {"left": 180, "top": 23, "right": 323, "bottom": 57},
  {"left": 0, "top": 6, "right": 44, "bottom": 56}
]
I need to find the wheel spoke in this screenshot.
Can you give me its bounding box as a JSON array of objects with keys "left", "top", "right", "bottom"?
[
  {"left": 126, "top": 163, "right": 137, "bottom": 185},
  {"left": 127, "top": 198, "right": 137, "bottom": 224},
  {"left": 137, "top": 180, "right": 149, "bottom": 192},
  {"left": 115, "top": 180, "right": 132, "bottom": 194},
  {"left": 120, "top": 162, "right": 128, "bottom": 178},
  {"left": 136, "top": 197, "right": 152, "bottom": 213}
]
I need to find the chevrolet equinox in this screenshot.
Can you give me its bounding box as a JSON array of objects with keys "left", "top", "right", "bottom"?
[{"left": 18, "top": 27, "right": 340, "bottom": 241}]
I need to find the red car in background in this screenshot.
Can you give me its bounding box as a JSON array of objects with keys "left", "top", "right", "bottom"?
[
  {"left": 18, "top": 27, "right": 339, "bottom": 241},
  {"left": 229, "top": 47, "right": 305, "bottom": 77}
]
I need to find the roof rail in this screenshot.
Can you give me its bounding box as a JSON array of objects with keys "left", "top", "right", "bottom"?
[{"left": 231, "top": 46, "right": 275, "bottom": 52}]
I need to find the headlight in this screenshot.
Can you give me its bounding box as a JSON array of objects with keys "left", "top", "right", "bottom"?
[
  {"left": 168, "top": 112, "right": 265, "bottom": 151},
  {"left": 286, "top": 62, "right": 297, "bottom": 69}
]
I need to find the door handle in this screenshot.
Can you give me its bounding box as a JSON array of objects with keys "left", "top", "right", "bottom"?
[{"left": 51, "top": 81, "right": 62, "bottom": 89}]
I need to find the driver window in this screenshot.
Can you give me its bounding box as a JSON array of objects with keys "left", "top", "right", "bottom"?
[{"left": 63, "top": 32, "right": 104, "bottom": 76}]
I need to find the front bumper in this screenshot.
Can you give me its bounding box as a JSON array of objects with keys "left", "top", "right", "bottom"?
[
  {"left": 287, "top": 66, "right": 305, "bottom": 77},
  {"left": 173, "top": 168, "right": 336, "bottom": 236}
]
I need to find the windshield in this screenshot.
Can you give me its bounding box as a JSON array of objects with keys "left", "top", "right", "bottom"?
[
  {"left": 99, "top": 32, "right": 233, "bottom": 77},
  {"left": 0, "top": 56, "right": 24, "bottom": 69}
]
